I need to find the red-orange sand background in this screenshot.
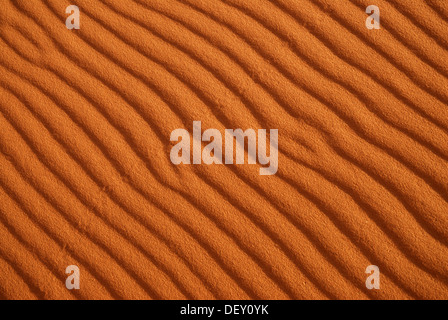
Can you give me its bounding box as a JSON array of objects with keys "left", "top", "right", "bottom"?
[{"left": 1, "top": 0, "right": 448, "bottom": 300}]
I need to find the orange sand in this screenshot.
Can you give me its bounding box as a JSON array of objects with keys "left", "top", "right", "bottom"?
[{"left": 0, "top": 0, "right": 448, "bottom": 299}]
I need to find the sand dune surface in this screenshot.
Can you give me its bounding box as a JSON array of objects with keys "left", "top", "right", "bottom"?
[{"left": 0, "top": 0, "right": 448, "bottom": 299}]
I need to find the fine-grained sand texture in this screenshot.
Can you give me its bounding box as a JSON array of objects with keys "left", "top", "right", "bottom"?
[{"left": 1, "top": 0, "right": 448, "bottom": 300}]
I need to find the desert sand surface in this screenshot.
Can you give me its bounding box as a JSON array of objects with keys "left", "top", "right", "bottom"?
[{"left": 0, "top": 0, "right": 448, "bottom": 300}]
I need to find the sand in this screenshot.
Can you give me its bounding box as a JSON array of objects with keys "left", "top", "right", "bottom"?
[{"left": 0, "top": 0, "right": 447, "bottom": 300}]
